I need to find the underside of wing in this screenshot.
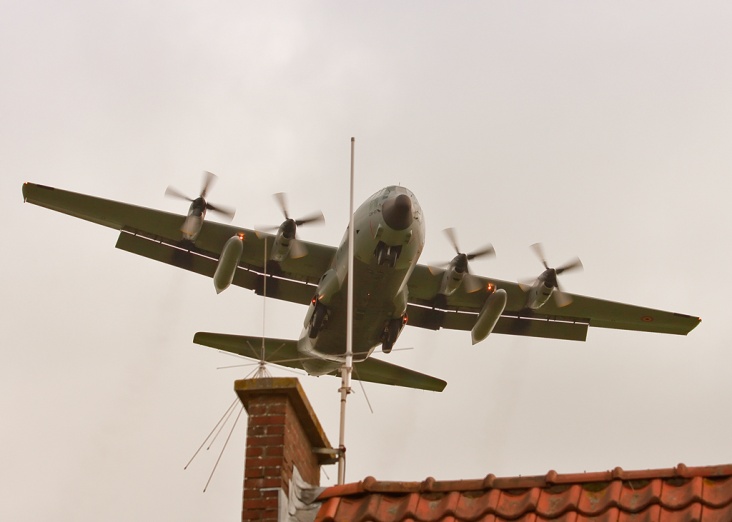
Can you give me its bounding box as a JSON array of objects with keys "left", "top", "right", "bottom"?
[
  {"left": 406, "top": 263, "right": 700, "bottom": 340},
  {"left": 22, "top": 182, "right": 336, "bottom": 305}
]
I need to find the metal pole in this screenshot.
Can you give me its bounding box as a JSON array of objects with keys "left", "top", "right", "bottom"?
[{"left": 338, "top": 137, "right": 355, "bottom": 485}]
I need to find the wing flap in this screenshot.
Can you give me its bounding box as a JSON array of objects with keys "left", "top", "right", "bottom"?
[
  {"left": 406, "top": 304, "right": 589, "bottom": 341},
  {"left": 22, "top": 182, "right": 337, "bottom": 284},
  {"left": 117, "top": 231, "right": 314, "bottom": 305}
]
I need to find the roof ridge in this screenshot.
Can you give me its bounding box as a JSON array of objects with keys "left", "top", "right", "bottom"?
[{"left": 317, "top": 463, "right": 732, "bottom": 500}]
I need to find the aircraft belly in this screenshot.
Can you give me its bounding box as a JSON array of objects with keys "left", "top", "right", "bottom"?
[{"left": 310, "top": 258, "right": 408, "bottom": 358}]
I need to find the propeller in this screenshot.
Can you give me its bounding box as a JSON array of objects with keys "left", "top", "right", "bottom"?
[
  {"left": 165, "top": 171, "right": 236, "bottom": 221},
  {"left": 524, "top": 242, "right": 583, "bottom": 307},
  {"left": 273, "top": 192, "right": 325, "bottom": 228},
  {"left": 432, "top": 228, "right": 495, "bottom": 292},
  {"left": 257, "top": 193, "right": 325, "bottom": 259}
]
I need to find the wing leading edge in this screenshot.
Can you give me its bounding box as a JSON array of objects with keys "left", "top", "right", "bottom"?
[
  {"left": 22, "top": 182, "right": 335, "bottom": 305},
  {"left": 407, "top": 261, "right": 700, "bottom": 340}
]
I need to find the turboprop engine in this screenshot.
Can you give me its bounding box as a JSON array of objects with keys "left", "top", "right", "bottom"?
[
  {"left": 435, "top": 228, "right": 495, "bottom": 296},
  {"left": 165, "top": 171, "right": 235, "bottom": 242},
  {"left": 213, "top": 234, "right": 244, "bottom": 294},
  {"left": 264, "top": 192, "right": 324, "bottom": 262},
  {"left": 519, "top": 243, "right": 583, "bottom": 309}
]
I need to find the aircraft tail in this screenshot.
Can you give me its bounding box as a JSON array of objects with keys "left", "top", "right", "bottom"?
[{"left": 193, "top": 332, "right": 447, "bottom": 392}]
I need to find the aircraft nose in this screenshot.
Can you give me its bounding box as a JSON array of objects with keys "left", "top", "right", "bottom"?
[{"left": 382, "top": 193, "right": 413, "bottom": 230}]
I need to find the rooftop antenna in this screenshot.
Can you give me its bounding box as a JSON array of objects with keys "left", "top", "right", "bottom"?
[
  {"left": 253, "top": 236, "right": 272, "bottom": 379},
  {"left": 337, "top": 137, "right": 356, "bottom": 485}
]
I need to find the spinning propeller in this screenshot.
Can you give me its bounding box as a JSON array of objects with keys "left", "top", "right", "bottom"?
[
  {"left": 165, "top": 171, "right": 236, "bottom": 221},
  {"left": 433, "top": 228, "right": 495, "bottom": 293},
  {"left": 521, "top": 242, "right": 583, "bottom": 307},
  {"left": 259, "top": 192, "right": 325, "bottom": 259}
]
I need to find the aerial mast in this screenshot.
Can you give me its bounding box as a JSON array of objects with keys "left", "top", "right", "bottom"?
[{"left": 337, "top": 137, "right": 356, "bottom": 484}]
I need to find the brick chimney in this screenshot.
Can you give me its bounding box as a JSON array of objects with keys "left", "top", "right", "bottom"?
[{"left": 235, "top": 377, "right": 336, "bottom": 522}]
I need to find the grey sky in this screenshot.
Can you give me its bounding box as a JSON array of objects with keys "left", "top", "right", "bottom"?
[{"left": 3, "top": 1, "right": 731, "bottom": 520}]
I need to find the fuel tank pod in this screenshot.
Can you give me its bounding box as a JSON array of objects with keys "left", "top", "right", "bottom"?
[
  {"left": 213, "top": 235, "right": 244, "bottom": 294},
  {"left": 471, "top": 289, "right": 507, "bottom": 345}
]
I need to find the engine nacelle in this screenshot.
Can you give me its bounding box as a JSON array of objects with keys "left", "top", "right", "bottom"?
[
  {"left": 271, "top": 234, "right": 292, "bottom": 262},
  {"left": 524, "top": 282, "right": 553, "bottom": 310},
  {"left": 213, "top": 235, "right": 244, "bottom": 294},
  {"left": 439, "top": 266, "right": 465, "bottom": 296},
  {"left": 381, "top": 314, "right": 408, "bottom": 353},
  {"left": 471, "top": 289, "right": 507, "bottom": 345},
  {"left": 315, "top": 268, "right": 341, "bottom": 305}
]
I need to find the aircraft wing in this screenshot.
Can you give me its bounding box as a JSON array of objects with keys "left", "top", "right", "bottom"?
[
  {"left": 22, "top": 182, "right": 336, "bottom": 305},
  {"left": 193, "top": 332, "right": 447, "bottom": 392},
  {"left": 406, "top": 264, "right": 700, "bottom": 341}
]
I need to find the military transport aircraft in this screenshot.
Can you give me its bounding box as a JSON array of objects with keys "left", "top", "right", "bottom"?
[{"left": 22, "top": 181, "right": 700, "bottom": 392}]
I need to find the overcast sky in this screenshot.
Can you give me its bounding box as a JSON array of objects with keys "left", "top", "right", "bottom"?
[{"left": 3, "top": 1, "right": 731, "bottom": 520}]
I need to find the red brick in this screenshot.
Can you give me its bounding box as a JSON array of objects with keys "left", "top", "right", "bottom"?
[
  {"left": 252, "top": 457, "right": 284, "bottom": 468},
  {"left": 248, "top": 435, "right": 284, "bottom": 447},
  {"left": 244, "top": 466, "right": 264, "bottom": 479},
  {"left": 245, "top": 446, "right": 264, "bottom": 458},
  {"left": 265, "top": 445, "right": 284, "bottom": 457},
  {"left": 249, "top": 415, "right": 286, "bottom": 426},
  {"left": 266, "top": 425, "right": 285, "bottom": 436},
  {"left": 243, "top": 498, "right": 277, "bottom": 510}
]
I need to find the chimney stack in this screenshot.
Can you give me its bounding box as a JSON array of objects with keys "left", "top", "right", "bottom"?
[{"left": 235, "top": 377, "right": 336, "bottom": 522}]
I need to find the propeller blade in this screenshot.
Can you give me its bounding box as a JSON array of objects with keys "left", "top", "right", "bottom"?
[
  {"left": 295, "top": 211, "right": 325, "bottom": 227},
  {"left": 463, "top": 273, "right": 483, "bottom": 293},
  {"left": 443, "top": 227, "right": 460, "bottom": 255},
  {"left": 164, "top": 186, "right": 193, "bottom": 202},
  {"left": 553, "top": 288, "right": 573, "bottom": 307},
  {"left": 556, "top": 257, "right": 583, "bottom": 274},
  {"left": 255, "top": 225, "right": 279, "bottom": 236},
  {"left": 530, "top": 242, "right": 549, "bottom": 270},
  {"left": 467, "top": 244, "right": 496, "bottom": 261},
  {"left": 518, "top": 280, "right": 534, "bottom": 292},
  {"left": 427, "top": 265, "right": 446, "bottom": 276},
  {"left": 273, "top": 192, "right": 289, "bottom": 220},
  {"left": 200, "top": 171, "right": 217, "bottom": 199},
  {"left": 289, "top": 239, "right": 308, "bottom": 259},
  {"left": 206, "top": 202, "right": 236, "bottom": 221}
]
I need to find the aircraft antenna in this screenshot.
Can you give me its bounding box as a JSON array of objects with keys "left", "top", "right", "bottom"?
[{"left": 337, "top": 137, "right": 356, "bottom": 484}]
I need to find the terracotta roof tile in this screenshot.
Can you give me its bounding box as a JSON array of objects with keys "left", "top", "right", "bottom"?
[{"left": 315, "top": 464, "right": 732, "bottom": 522}]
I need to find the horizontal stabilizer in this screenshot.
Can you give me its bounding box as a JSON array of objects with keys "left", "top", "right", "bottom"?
[
  {"left": 350, "top": 357, "right": 446, "bottom": 392},
  {"left": 193, "top": 333, "right": 303, "bottom": 371},
  {"left": 193, "top": 332, "right": 446, "bottom": 392}
]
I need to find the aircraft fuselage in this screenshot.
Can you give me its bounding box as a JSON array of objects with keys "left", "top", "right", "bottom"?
[{"left": 296, "top": 186, "right": 424, "bottom": 375}]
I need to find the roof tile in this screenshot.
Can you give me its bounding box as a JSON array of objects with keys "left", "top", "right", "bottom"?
[
  {"left": 315, "top": 464, "right": 732, "bottom": 522},
  {"left": 619, "top": 479, "right": 663, "bottom": 513},
  {"left": 536, "top": 484, "right": 583, "bottom": 518},
  {"left": 576, "top": 480, "right": 623, "bottom": 516},
  {"left": 703, "top": 476, "right": 732, "bottom": 508}
]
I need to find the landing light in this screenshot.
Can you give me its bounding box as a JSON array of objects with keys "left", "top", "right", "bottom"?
[
  {"left": 237, "top": 232, "right": 245, "bottom": 240},
  {"left": 486, "top": 283, "right": 495, "bottom": 292}
]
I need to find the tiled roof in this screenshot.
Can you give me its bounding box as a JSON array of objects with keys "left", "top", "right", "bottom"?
[{"left": 315, "top": 464, "right": 732, "bottom": 521}]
